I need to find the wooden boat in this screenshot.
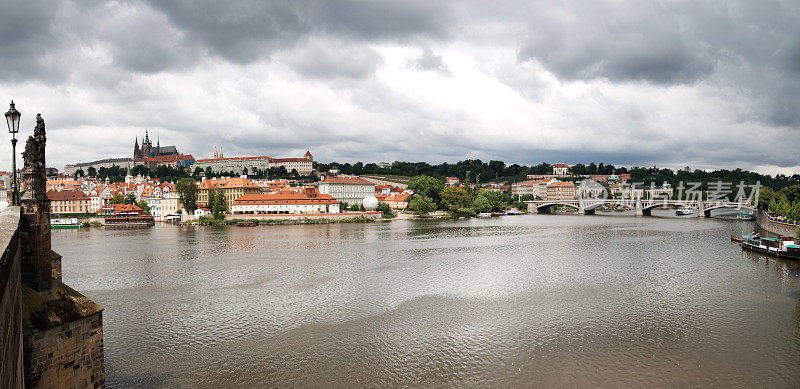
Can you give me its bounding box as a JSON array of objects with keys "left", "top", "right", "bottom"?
[
  {"left": 736, "top": 233, "right": 800, "bottom": 259},
  {"left": 236, "top": 221, "right": 257, "bottom": 227}
]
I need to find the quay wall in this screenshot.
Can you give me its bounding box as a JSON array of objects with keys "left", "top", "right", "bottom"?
[
  {"left": 0, "top": 207, "right": 23, "bottom": 389},
  {"left": 756, "top": 210, "right": 799, "bottom": 238},
  {"left": 227, "top": 212, "right": 382, "bottom": 221},
  {"left": 24, "top": 312, "right": 104, "bottom": 389}
]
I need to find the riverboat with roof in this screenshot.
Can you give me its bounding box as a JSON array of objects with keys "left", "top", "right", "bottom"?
[{"left": 734, "top": 232, "right": 800, "bottom": 259}]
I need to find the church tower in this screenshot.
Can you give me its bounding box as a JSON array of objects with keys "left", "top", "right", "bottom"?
[
  {"left": 134, "top": 136, "right": 141, "bottom": 159},
  {"left": 141, "top": 130, "right": 152, "bottom": 158}
]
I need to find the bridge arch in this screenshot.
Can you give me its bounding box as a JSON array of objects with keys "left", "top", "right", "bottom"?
[{"left": 534, "top": 202, "right": 580, "bottom": 213}]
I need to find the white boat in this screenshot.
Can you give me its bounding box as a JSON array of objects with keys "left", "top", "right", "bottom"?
[
  {"left": 477, "top": 212, "right": 492, "bottom": 218},
  {"left": 51, "top": 218, "right": 81, "bottom": 229},
  {"left": 505, "top": 208, "right": 523, "bottom": 215},
  {"left": 675, "top": 207, "right": 694, "bottom": 216}
]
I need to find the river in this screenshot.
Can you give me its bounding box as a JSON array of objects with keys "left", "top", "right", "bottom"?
[{"left": 53, "top": 212, "right": 800, "bottom": 387}]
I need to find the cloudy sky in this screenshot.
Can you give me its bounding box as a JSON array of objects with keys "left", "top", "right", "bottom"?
[{"left": 0, "top": 0, "right": 798, "bottom": 174}]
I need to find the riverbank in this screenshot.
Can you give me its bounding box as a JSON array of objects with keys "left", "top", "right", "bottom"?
[{"left": 756, "top": 209, "right": 799, "bottom": 238}]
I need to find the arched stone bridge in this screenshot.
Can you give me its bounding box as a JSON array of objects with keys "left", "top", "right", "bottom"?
[{"left": 524, "top": 199, "right": 754, "bottom": 218}]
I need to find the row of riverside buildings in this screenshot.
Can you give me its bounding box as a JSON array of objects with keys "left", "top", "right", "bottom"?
[
  {"left": 41, "top": 173, "right": 410, "bottom": 221},
  {"left": 63, "top": 131, "right": 315, "bottom": 177},
  {"left": 509, "top": 164, "right": 673, "bottom": 200}
]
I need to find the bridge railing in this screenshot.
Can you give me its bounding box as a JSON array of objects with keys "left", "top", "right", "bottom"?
[
  {"left": 0, "top": 206, "right": 23, "bottom": 389},
  {"left": 763, "top": 210, "right": 800, "bottom": 226}
]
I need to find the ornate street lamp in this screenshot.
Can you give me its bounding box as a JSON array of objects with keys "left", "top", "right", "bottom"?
[{"left": 5, "top": 100, "right": 21, "bottom": 205}]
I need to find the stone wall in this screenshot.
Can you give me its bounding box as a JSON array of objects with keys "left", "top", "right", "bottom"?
[
  {"left": 0, "top": 207, "right": 23, "bottom": 389},
  {"left": 756, "top": 210, "right": 800, "bottom": 238},
  {"left": 228, "top": 211, "right": 383, "bottom": 221},
  {"left": 24, "top": 311, "right": 104, "bottom": 388}
]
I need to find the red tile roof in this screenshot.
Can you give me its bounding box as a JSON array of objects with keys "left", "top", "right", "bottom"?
[
  {"left": 47, "top": 190, "right": 90, "bottom": 201},
  {"left": 232, "top": 189, "right": 337, "bottom": 206},
  {"left": 103, "top": 203, "right": 145, "bottom": 214},
  {"left": 139, "top": 154, "right": 194, "bottom": 163},
  {"left": 199, "top": 177, "right": 259, "bottom": 189}
]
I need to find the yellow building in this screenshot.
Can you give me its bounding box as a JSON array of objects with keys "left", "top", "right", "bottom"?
[
  {"left": 546, "top": 181, "right": 576, "bottom": 200},
  {"left": 197, "top": 177, "right": 261, "bottom": 212},
  {"left": 47, "top": 190, "right": 91, "bottom": 214}
]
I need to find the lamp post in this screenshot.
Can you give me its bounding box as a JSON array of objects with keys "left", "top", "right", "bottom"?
[{"left": 5, "top": 101, "right": 20, "bottom": 205}]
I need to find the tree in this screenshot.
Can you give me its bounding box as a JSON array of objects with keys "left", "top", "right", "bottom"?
[
  {"left": 87, "top": 166, "right": 96, "bottom": 177},
  {"left": 208, "top": 187, "right": 226, "bottom": 219},
  {"left": 376, "top": 202, "right": 394, "bottom": 218},
  {"left": 109, "top": 193, "right": 125, "bottom": 204},
  {"left": 440, "top": 186, "right": 471, "bottom": 211},
  {"left": 475, "top": 190, "right": 509, "bottom": 212},
  {"left": 472, "top": 196, "right": 492, "bottom": 213},
  {"left": 758, "top": 187, "right": 774, "bottom": 209},
  {"left": 75, "top": 169, "right": 84, "bottom": 177},
  {"left": 409, "top": 195, "right": 436, "bottom": 216},
  {"left": 408, "top": 175, "right": 444, "bottom": 205},
  {"left": 124, "top": 193, "right": 137, "bottom": 205},
  {"left": 131, "top": 165, "right": 150, "bottom": 177},
  {"left": 176, "top": 178, "right": 198, "bottom": 213},
  {"left": 242, "top": 167, "right": 248, "bottom": 176},
  {"left": 136, "top": 200, "right": 151, "bottom": 215}
]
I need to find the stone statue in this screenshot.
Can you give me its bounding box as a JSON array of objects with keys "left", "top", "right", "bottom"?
[{"left": 22, "top": 114, "right": 47, "bottom": 201}]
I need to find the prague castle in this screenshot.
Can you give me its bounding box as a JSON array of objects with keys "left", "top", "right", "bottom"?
[
  {"left": 64, "top": 130, "right": 313, "bottom": 177},
  {"left": 64, "top": 131, "right": 192, "bottom": 175},
  {"left": 133, "top": 130, "right": 179, "bottom": 159}
]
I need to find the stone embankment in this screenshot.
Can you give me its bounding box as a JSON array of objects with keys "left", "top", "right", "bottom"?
[{"left": 756, "top": 210, "right": 799, "bottom": 238}]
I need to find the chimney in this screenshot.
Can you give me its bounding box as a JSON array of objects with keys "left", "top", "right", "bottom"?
[{"left": 305, "top": 186, "right": 317, "bottom": 198}]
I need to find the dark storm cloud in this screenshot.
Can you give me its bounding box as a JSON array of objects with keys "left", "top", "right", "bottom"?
[
  {"left": 1, "top": 0, "right": 800, "bottom": 173},
  {"left": 143, "top": 0, "right": 455, "bottom": 64},
  {"left": 0, "top": 0, "right": 65, "bottom": 82},
  {"left": 516, "top": 1, "right": 716, "bottom": 85}
]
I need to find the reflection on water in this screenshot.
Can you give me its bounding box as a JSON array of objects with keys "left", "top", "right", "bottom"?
[{"left": 53, "top": 215, "right": 800, "bottom": 387}]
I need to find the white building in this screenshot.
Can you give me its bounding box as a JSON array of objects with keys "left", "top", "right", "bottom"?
[
  {"left": 552, "top": 163, "right": 570, "bottom": 175},
  {"left": 231, "top": 187, "right": 339, "bottom": 215},
  {"left": 193, "top": 151, "right": 314, "bottom": 176},
  {"left": 318, "top": 176, "right": 376, "bottom": 206},
  {"left": 63, "top": 158, "right": 136, "bottom": 176}
]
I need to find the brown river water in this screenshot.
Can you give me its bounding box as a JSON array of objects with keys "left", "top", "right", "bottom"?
[{"left": 53, "top": 211, "right": 800, "bottom": 387}]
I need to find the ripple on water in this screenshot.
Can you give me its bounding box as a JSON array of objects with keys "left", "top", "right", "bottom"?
[{"left": 52, "top": 216, "right": 800, "bottom": 388}]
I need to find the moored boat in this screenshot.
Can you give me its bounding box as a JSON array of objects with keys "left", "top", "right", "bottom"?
[
  {"left": 676, "top": 206, "right": 694, "bottom": 216},
  {"left": 476, "top": 212, "right": 492, "bottom": 218},
  {"left": 51, "top": 218, "right": 82, "bottom": 229},
  {"left": 737, "top": 232, "right": 800, "bottom": 259}
]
